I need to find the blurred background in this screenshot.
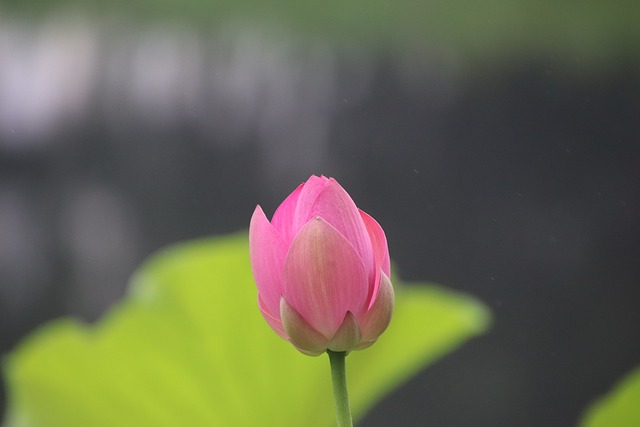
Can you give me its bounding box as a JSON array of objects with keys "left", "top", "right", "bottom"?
[{"left": 1, "top": 0, "right": 639, "bottom": 425}]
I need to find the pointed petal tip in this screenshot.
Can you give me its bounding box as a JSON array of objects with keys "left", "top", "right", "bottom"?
[
  {"left": 327, "top": 311, "right": 362, "bottom": 352},
  {"left": 307, "top": 174, "right": 329, "bottom": 183},
  {"left": 249, "top": 204, "right": 267, "bottom": 226},
  {"left": 280, "top": 296, "right": 329, "bottom": 355}
]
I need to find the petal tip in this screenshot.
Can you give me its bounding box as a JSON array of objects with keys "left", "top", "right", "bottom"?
[
  {"left": 280, "top": 296, "right": 329, "bottom": 355},
  {"left": 328, "top": 312, "right": 362, "bottom": 352}
]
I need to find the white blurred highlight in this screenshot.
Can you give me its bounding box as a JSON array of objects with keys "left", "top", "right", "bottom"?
[
  {"left": 0, "top": 13, "right": 378, "bottom": 186},
  {"left": 0, "top": 13, "right": 98, "bottom": 146}
]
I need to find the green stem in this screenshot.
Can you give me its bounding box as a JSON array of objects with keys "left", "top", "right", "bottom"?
[{"left": 328, "top": 350, "right": 353, "bottom": 427}]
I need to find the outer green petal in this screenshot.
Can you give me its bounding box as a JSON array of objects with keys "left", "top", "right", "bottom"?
[
  {"left": 327, "top": 312, "right": 362, "bottom": 352},
  {"left": 280, "top": 296, "right": 328, "bottom": 356}
]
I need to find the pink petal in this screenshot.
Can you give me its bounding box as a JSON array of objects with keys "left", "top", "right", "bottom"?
[
  {"left": 270, "top": 182, "right": 303, "bottom": 243},
  {"left": 271, "top": 176, "right": 331, "bottom": 243},
  {"left": 357, "top": 270, "right": 394, "bottom": 344},
  {"left": 249, "top": 205, "right": 289, "bottom": 316},
  {"left": 288, "top": 175, "right": 329, "bottom": 237},
  {"left": 258, "top": 294, "right": 288, "bottom": 340},
  {"left": 310, "top": 179, "right": 374, "bottom": 280},
  {"left": 359, "top": 209, "right": 391, "bottom": 308},
  {"left": 360, "top": 209, "right": 390, "bottom": 277},
  {"left": 283, "top": 217, "right": 369, "bottom": 338}
]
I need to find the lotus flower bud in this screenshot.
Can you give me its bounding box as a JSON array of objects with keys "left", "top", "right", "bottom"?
[{"left": 249, "top": 175, "right": 394, "bottom": 356}]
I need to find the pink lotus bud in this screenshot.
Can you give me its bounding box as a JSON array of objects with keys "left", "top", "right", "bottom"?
[{"left": 249, "top": 175, "right": 394, "bottom": 356}]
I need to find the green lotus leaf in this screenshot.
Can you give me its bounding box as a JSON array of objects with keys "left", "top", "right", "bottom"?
[
  {"left": 580, "top": 366, "right": 640, "bottom": 427},
  {"left": 3, "top": 233, "right": 490, "bottom": 427}
]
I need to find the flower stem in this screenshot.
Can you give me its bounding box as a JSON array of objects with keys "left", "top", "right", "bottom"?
[{"left": 328, "top": 350, "right": 353, "bottom": 427}]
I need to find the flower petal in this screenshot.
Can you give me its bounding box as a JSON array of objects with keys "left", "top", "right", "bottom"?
[
  {"left": 311, "top": 179, "right": 374, "bottom": 281},
  {"left": 358, "top": 270, "right": 394, "bottom": 343},
  {"left": 360, "top": 209, "right": 391, "bottom": 309},
  {"left": 327, "top": 312, "right": 362, "bottom": 352},
  {"left": 280, "top": 296, "right": 328, "bottom": 356},
  {"left": 288, "top": 175, "right": 329, "bottom": 235},
  {"left": 258, "top": 294, "right": 288, "bottom": 340},
  {"left": 360, "top": 209, "right": 390, "bottom": 277},
  {"left": 249, "top": 205, "right": 288, "bottom": 316},
  {"left": 270, "top": 182, "right": 303, "bottom": 243},
  {"left": 283, "top": 217, "right": 369, "bottom": 338},
  {"left": 270, "top": 176, "right": 331, "bottom": 244}
]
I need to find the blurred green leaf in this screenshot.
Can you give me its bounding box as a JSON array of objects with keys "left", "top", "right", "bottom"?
[
  {"left": 580, "top": 366, "right": 640, "bottom": 427},
  {"left": 3, "top": 0, "right": 639, "bottom": 63},
  {"left": 3, "top": 233, "right": 490, "bottom": 427}
]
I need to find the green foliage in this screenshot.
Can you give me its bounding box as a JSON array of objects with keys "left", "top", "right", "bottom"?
[
  {"left": 3, "top": 0, "right": 639, "bottom": 63},
  {"left": 580, "top": 366, "right": 640, "bottom": 427},
  {"left": 3, "top": 233, "right": 490, "bottom": 427}
]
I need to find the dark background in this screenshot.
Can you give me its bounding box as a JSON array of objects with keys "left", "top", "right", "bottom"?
[{"left": 1, "top": 3, "right": 639, "bottom": 426}]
